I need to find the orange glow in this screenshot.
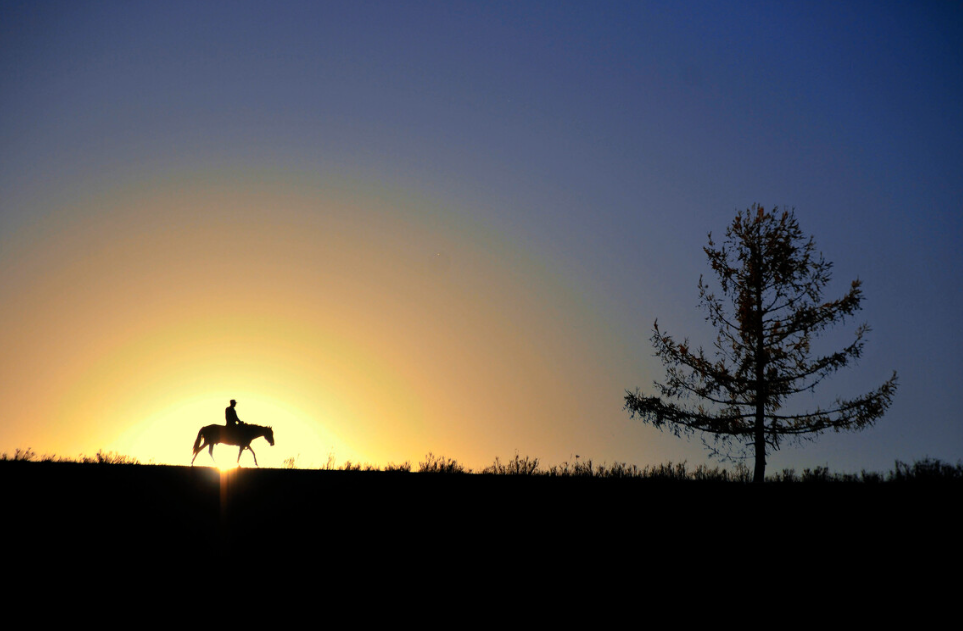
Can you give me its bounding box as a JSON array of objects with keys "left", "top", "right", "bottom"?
[{"left": 0, "top": 172, "right": 637, "bottom": 470}]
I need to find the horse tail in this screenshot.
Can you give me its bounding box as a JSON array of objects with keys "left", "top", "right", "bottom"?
[{"left": 193, "top": 427, "right": 204, "bottom": 452}]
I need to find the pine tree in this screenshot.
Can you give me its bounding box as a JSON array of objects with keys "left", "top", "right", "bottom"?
[{"left": 625, "top": 205, "right": 898, "bottom": 482}]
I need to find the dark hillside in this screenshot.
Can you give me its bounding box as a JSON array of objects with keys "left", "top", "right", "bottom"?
[{"left": 4, "top": 461, "right": 953, "bottom": 568}]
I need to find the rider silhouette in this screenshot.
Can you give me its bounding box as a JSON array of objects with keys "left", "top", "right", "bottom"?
[{"left": 226, "top": 399, "right": 245, "bottom": 429}]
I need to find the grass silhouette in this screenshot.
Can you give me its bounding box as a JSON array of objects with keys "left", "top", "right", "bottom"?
[{"left": 4, "top": 445, "right": 960, "bottom": 483}]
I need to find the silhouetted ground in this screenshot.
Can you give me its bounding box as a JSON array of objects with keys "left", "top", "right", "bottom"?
[{"left": 4, "top": 461, "right": 955, "bottom": 569}]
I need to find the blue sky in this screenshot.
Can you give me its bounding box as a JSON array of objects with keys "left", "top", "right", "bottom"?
[{"left": 1, "top": 1, "right": 960, "bottom": 472}]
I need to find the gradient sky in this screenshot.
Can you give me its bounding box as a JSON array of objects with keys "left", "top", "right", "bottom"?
[{"left": 2, "top": 1, "right": 960, "bottom": 472}]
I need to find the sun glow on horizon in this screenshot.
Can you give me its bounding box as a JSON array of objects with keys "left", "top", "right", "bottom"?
[
  {"left": 0, "top": 171, "right": 638, "bottom": 472},
  {"left": 116, "top": 393, "right": 352, "bottom": 469}
]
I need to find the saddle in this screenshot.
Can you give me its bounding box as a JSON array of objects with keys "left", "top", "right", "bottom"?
[{"left": 224, "top": 424, "right": 244, "bottom": 441}]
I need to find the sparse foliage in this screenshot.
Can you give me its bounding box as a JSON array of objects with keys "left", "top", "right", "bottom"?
[
  {"left": 339, "top": 460, "right": 379, "bottom": 471},
  {"left": 625, "top": 205, "right": 898, "bottom": 482},
  {"left": 2, "top": 447, "right": 37, "bottom": 461},
  {"left": 1, "top": 445, "right": 957, "bottom": 483},
  {"left": 93, "top": 450, "right": 140, "bottom": 465},
  {"left": 483, "top": 452, "right": 540, "bottom": 475},
  {"left": 1, "top": 449, "right": 140, "bottom": 464},
  {"left": 890, "top": 457, "right": 963, "bottom": 482},
  {"left": 418, "top": 452, "right": 467, "bottom": 474}
]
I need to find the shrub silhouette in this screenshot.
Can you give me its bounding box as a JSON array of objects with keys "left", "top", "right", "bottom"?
[
  {"left": 891, "top": 457, "right": 963, "bottom": 482},
  {"left": 3, "top": 442, "right": 960, "bottom": 484},
  {"left": 2, "top": 447, "right": 37, "bottom": 461},
  {"left": 418, "top": 452, "right": 467, "bottom": 474},
  {"left": 483, "top": 452, "right": 540, "bottom": 475}
]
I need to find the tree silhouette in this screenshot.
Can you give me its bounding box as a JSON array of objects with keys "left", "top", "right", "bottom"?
[{"left": 625, "top": 205, "right": 898, "bottom": 482}]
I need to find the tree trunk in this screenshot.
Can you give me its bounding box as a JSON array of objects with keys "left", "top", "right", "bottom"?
[
  {"left": 751, "top": 245, "right": 767, "bottom": 484},
  {"left": 753, "top": 401, "right": 766, "bottom": 483}
]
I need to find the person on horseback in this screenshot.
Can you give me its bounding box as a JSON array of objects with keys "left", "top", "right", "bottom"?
[
  {"left": 226, "top": 399, "right": 245, "bottom": 429},
  {"left": 192, "top": 404, "right": 274, "bottom": 467}
]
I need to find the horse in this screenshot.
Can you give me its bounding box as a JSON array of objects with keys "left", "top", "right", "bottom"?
[{"left": 191, "top": 423, "right": 275, "bottom": 467}]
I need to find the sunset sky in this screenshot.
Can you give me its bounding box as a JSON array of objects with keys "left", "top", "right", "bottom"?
[{"left": 2, "top": 1, "right": 961, "bottom": 472}]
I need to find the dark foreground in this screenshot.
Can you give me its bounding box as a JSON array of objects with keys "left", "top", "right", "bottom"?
[{"left": 4, "top": 461, "right": 955, "bottom": 568}]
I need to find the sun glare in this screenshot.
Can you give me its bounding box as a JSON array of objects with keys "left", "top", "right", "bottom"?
[
  {"left": 1, "top": 175, "right": 615, "bottom": 473},
  {"left": 114, "top": 392, "right": 363, "bottom": 468}
]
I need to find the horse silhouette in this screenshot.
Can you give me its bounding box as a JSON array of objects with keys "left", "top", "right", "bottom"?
[{"left": 191, "top": 423, "right": 275, "bottom": 467}]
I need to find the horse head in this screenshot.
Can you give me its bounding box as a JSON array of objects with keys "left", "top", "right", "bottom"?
[{"left": 265, "top": 426, "right": 275, "bottom": 446}]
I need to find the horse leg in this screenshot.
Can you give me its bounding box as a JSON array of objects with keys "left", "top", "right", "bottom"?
[
  {"left": 192, "top": 433, "right": 206, "bottom": 466},
  {"left": 192, "top": 437, "right": 208, "bottom": 466},
  {"left": 249, "top": 446, "right": 259, "bottom": 467},
  {"left": 237, "top": 446, "right": 244, "bottom": 464}
]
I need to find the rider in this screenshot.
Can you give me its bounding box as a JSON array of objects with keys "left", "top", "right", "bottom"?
[{"left": 226, "top": 399, "right": 245, "bottom": 429}]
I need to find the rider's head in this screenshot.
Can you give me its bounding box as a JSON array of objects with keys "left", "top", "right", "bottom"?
[{"left": 230, "top": 399, "right": 236, "bottom": 407}]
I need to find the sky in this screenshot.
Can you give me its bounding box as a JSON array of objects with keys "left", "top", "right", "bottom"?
[{"left": 1, "top": 0, "right": 961, "bottom": 473}]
